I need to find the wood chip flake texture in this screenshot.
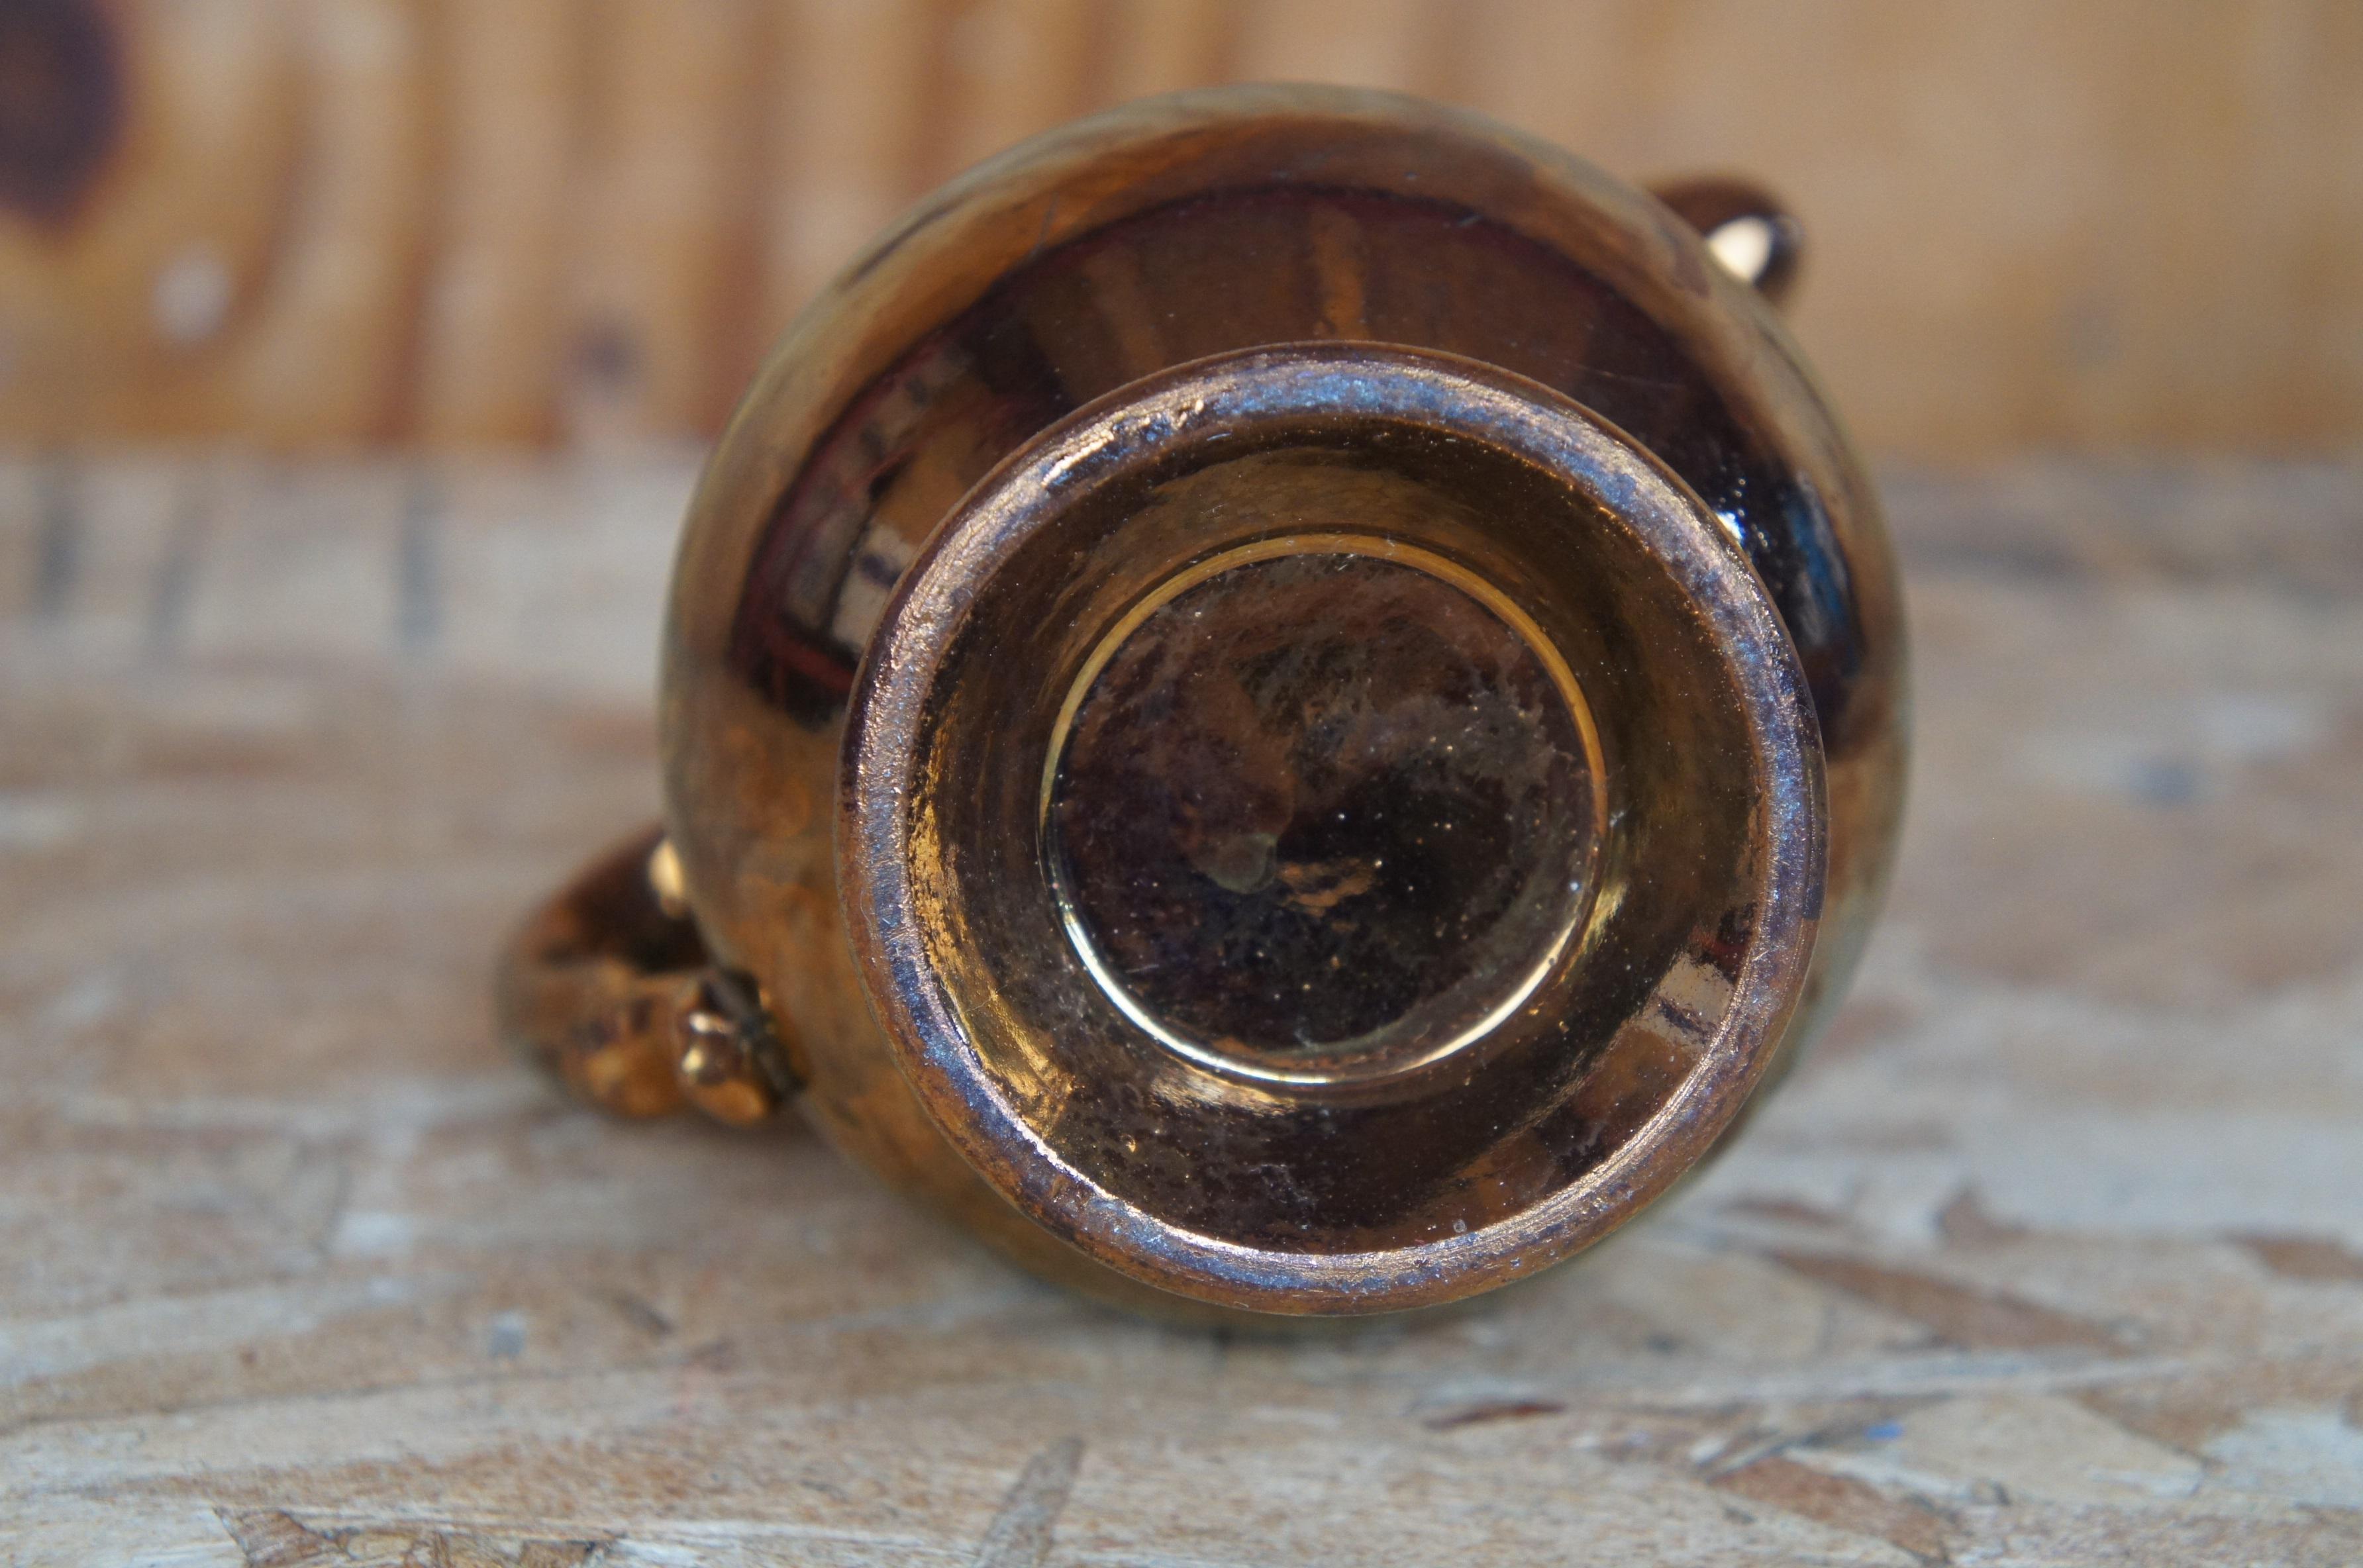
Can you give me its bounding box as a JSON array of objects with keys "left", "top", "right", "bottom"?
[{"left": 2, "top": 456, "right": 2361, "bottom": 1565}]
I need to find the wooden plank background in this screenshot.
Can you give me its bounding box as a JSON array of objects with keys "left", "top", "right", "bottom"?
[
  {"left": 1, "top": 0, "right": 2359, "bottom": 459},
  {"left": 3, "top": 452, "right": 2361, "bottom": 1563}
]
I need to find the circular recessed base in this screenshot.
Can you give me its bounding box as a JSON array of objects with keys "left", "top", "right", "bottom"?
[
  {"left": 1046, "top": 534, "right": 1604, "bottom": 1086},
  {"left": 841, "top": 344, "right": 1824, "bottom": 1314}
]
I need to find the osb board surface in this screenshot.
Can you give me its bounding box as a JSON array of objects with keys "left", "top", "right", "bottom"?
[
  {"left": 2, "top": 0, "right": 2360, "bottom": 459},
  {"left": 1, "top": 455, "right": 2361, "bottom": 1565}
]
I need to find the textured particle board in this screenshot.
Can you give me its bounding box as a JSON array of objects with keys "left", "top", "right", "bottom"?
[{"left": 1, "top": 456, "right": 2360, "bottom": 1565}]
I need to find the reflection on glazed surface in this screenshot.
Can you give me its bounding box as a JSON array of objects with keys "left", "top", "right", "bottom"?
[
  {"left": 728, "top": 181, "right": 1872, "bottom": 752},
  {"left": 658, "top": 87, "right": 1905, "bottom": 1312}
]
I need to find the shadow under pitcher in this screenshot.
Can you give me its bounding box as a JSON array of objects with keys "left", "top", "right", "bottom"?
[{"left": 497, "top": 85, "right": 1907, "bottom": 1319}]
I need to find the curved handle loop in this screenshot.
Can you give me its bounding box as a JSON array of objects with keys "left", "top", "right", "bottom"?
[
  {"left": 1648, "top": 177, "right": 1805, "bottom": 309},
  {"left": 493, "top": 824, "right": 795, "bottom": 1125}
]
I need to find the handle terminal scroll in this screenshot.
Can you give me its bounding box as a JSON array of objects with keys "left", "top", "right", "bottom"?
[
  {"left": 1649, "top": 177, "right": 1805, "bottom": 308},
  {"left": 495, "top": 825, "right": 799, "bottom": 1124}
]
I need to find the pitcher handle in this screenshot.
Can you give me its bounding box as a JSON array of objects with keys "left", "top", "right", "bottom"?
[{"left": 493, "top": 825, "right": 796, "bottom": 1126}]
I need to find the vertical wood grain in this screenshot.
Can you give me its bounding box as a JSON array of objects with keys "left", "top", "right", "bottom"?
[
  {"left": 414, "top": 0, "right": 582, "bottom": 446},
  {"left": 1232, "top": 0, "right": 1444, "bottom": 96},
  {"left": 1, "top": 0, "right": 2359, "bottom": 456},
  {"left": 0, "top": 0, "right": 300, "bottom": 442},
  {"left": 224, "top": 0, "right": 436, "bottom": 445},
  {"left": 1101, "top": 0, "right": 1237, "bottom": 103},
  {"left": 927, "top": 0, "right": 1103, "bottom": 181},
  {"left": 1462, "top": 0, "right": 2363, "bottom": 458},
  {"left": 562, "top": 0, "right": 766, "bottom": 443},
  {"left": 758, "top": 0, "right": 936, "bottom": 340}
]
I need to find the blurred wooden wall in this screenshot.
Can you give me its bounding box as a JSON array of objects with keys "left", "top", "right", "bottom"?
[{"left": 0, "top": 0, "right": 2356, "bottom": 459}]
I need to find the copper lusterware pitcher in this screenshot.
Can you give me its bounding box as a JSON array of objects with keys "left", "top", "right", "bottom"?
[{"left": 499, "top": 85, "right": 1907, "bottom": 1318}]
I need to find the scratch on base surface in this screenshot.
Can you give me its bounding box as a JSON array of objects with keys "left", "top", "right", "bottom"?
[{"left": 970, "top": 1438, "right": 1084, "bottom": 1568}]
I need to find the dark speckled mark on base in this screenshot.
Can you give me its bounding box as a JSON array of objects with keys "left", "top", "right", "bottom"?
[{"left": 1051, "top": 543, "right": 1598, "bottom": 1075}]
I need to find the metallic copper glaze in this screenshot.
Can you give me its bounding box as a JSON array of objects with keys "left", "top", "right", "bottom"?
[{"left": 506, "top": 85, "right": 1907, "bottom": 1318}]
